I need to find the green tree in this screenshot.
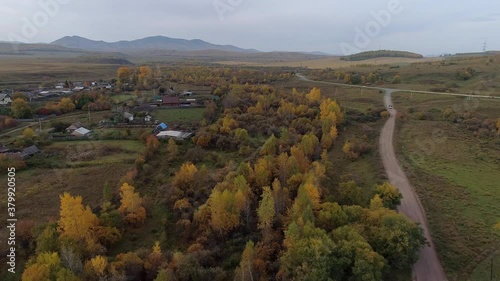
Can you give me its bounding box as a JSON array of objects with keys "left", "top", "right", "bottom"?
[
  {"left": 351, "top": 74, "right": 361, "bottom": 85},
  {"left": 22, "top": 253, "right": 59, "bottom": 281},
  {"left": 234, "top": 241, "right": 256, "bottom": 281},
  {"left": 317, "top": 202, "right": 348, "bottom": 232},
  {"left": 367, "top": 72, "right": 378, "bottom": 83},
  {"left": 35, "top": 223, "right": 59, "bottom": 255},
  {"left": 300, "top": 133, "right": 319, "bottom": 158},
  {"left": 365, "top": 208, "right": 426, "bottom": 270},
  {"left": 338, "top": 181, "right": 364, "bottom": 206},
  {"left": 279, "top": 222, "right": 335, "bottom": 281},
  {"left": 331, "top": 226, "right": 386, "bottom": 281},
  {"left": 234, "top": 128, "right": 249, "bottom": 144},
  {"left": 260, "top": 134, "right": 278, "bottom": 156},
  {"left": 374, "top": 182, "right": 402, "bottom": 209}
]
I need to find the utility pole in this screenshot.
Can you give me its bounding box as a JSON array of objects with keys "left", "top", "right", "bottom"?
[{"left": 483, "top": 41, "right": 487, "bottom": 53}]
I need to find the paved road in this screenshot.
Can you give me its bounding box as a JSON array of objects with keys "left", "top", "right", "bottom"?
[{"left": 296, "top": 74, "right": 450, "bottom": 281}]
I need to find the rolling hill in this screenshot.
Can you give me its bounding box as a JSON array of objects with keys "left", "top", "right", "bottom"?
[
  {"left": 341, "top": 50, "right": 424, "bottom": 61},
  {"left": 0, "top": 43, "right": 92, "bottom": 56},
  {"left": 51, "top": 35, "right": 260, "bottom": 54}
]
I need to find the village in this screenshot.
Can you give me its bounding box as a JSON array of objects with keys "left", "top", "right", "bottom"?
[{"left": 0, "top": 78, "right": 211, "bottom": 162}]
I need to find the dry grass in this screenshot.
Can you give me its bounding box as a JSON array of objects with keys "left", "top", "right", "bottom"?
[
  {"left": 394, "top": 98, "right": 500, "bottom": 280},
  {"left": 0, "top": 140, "right": 143, "bottom": 225},
  {"left": 0, "top": 56, "right": 118, "bottom": 88},
  {"left": 217, "top": 56, "right": 440, "bottom": 69},
  {"left": 283, "top": 79, "right": 385, "bottom": 111}
]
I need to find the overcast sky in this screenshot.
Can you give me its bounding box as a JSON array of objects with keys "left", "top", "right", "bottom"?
[{"left": 1, "top": 0, "right": 499, "bottom": 55}]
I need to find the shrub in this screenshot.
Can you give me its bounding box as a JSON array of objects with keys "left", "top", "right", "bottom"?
[{"left": 0, "top": 154, "right": 26, "bottom": 171}]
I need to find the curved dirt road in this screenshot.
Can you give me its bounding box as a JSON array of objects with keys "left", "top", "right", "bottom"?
[
  {"left": 296, "top": 74, "right": 449, "bottom": 280},
  {"left": 381, "top": 91, "right": 448, "bottom": 281}
]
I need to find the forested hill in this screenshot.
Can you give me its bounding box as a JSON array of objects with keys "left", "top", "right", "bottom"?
[{"left": 340, "top": 50, "right": 424, "bottom": 61}]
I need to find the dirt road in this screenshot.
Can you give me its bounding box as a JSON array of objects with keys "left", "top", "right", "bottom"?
[
  {"left": 296, "top": 74, "right": 450, "bottom": 280},
  {"left": 381, "top": 90, "right": 448, "bottom": 281}
]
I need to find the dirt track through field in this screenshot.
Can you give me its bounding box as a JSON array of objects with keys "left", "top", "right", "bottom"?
[
  {"left": 296, "top": 74, "right": 449, "bottom": 281},
  {"left": 380, "top": 91, "right": 448, "bottom": 281}
]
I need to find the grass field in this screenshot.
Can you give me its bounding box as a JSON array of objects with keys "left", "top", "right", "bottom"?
[
  {"left": 394, "top": 105, "right": 500, "bottom": 280},
  {"left": 152, "top": 107, "right": 205, "bottom": 124},
  {"left": 284, "top": 79, "right": 385, "bottom": 112},
  {"left": 112, "top": 94, "right": 136, "bottom": 103}
]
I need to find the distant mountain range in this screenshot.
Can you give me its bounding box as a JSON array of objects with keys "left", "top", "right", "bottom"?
[{"left": 51, "top": 35, "right": 260, "bottom": 54}]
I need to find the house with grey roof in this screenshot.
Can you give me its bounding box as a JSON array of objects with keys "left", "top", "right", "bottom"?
[{"left": 0, "top": 94, "right": 12, "bottom": 105}]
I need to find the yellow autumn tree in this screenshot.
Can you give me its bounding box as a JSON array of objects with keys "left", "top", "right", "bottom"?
[
  {"left": 167, "top": 138, "right": 179, "bottom": 157},
  {"left": 320, "top": 98, "right": 344, "bottom": 124},
  {"left": 220, "top": 116, "right": 238, "bottom": 134},
  {"left": 118, "top": 183, "right": 147, "bottom": 224},
  {"left": 172, "top": 162, "right": 198, "bottom": 191},
  {"left": 22, "top": 252, "right": 80, "bottom": 281},
  {"left": 209, "top": 189, "right": 240, "bottom": 234},
  {"left": 144, "top": 135, "right": 160, "bottom": 159},
  {"left": 329, "top": 126, "right": 338, "bottom": 140},
  {"left": 254, "top": 157, "right": 273, "bottom": 187},
  {"left": 90, "top": 255, "right": 108, "bottom": 277},
  {"left": 117, "top": 67, "right": 131, "bottom": 87},
  {"left": 306, "top": 87, "right": 322, "bottom": 103},
  {"left": 344, "top": 73, "right": 351, "bottom": 84},
  {"left": 58, "top": 97, "right": 76, "bottom": 113},
  {"left": 303, "top": 182, "right": 321, "bottom": 210},
  {"left": 58, "top": 193, "right": 99, "bottom": 243},
  {"left": 257, "top": 186, "right": 275, "bottom": 230},
  {"left": 320, "top": 126, "right": 338, "bottom": 151},
  {"left": 144, "top": 241, "right": 164, "bottom": 272},
  {"left": 494, "top": 222, "right": 500, "bottom": 231}
]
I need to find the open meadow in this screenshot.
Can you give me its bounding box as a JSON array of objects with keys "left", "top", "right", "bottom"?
[{"left": 393, "top": 93, "right": 500, "bottom": 280}]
